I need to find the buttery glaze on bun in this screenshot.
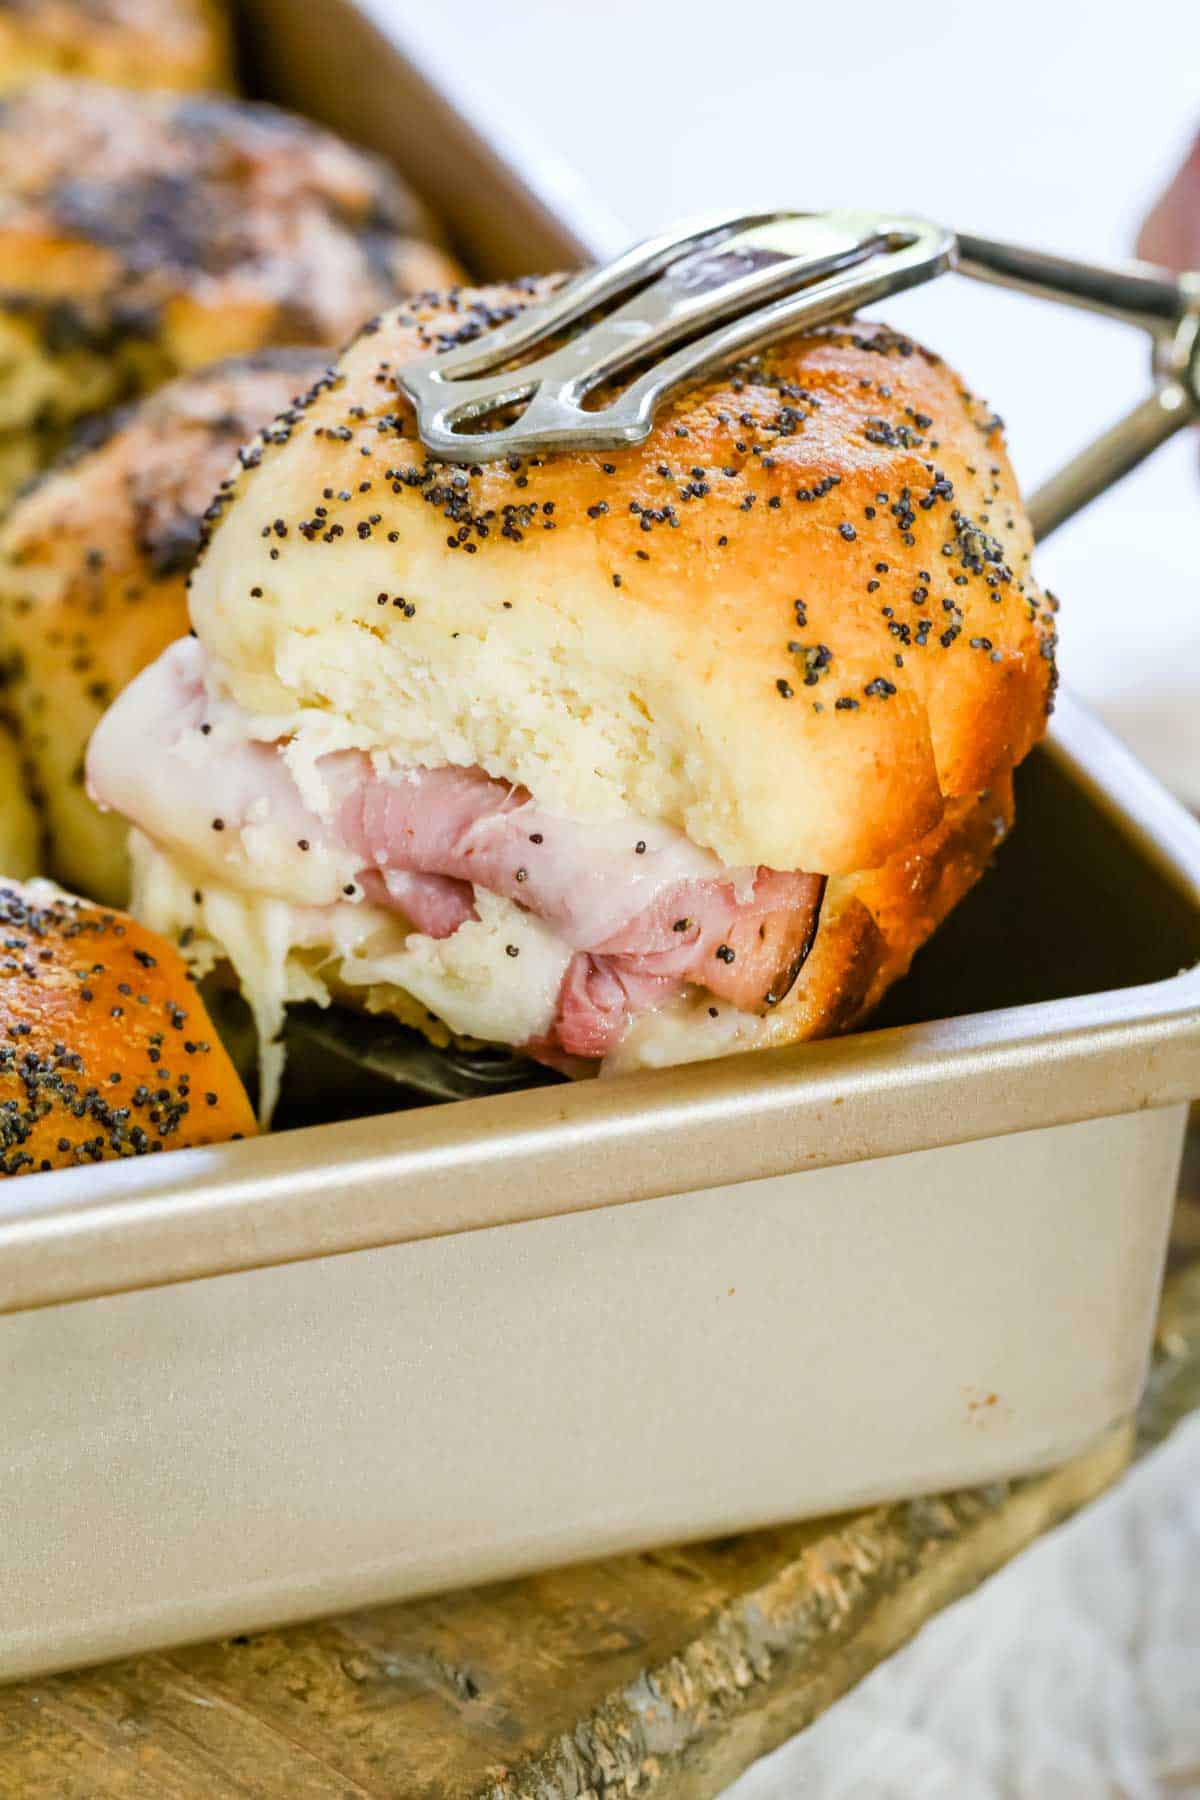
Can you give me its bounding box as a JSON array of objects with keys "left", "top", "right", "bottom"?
[
  {"left": 88, "top": 281, "right": 1057, "bottom": 1087},
  {"left": 0, "top": 878, "right": 254, "bottom": 1177},
  {"left": 0, "top": 0, "right": 233, "bottom": 95},
  {"left": 190, "top": 287, "right": 1054, "bottom": 874},
  {"left": 0, "top": 350, "right": 332, "bottom": 905},
  {"left": 0, "top": 79, "right": 461, "bottom": 461}
]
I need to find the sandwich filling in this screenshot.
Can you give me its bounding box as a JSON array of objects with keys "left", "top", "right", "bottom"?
[{"left": 88, "top": 637, "right": 826, "bottom": 1096}]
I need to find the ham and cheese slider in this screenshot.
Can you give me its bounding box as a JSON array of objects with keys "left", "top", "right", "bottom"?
[
  {"left": 87, "top": 283, "right": 1058, "bottom": 1106},
  {"left": 0, "top": 877, "right": 254, "bottom": 1177},
  {"left": 0, "top": 78, "right": 460, "bottom": 504},
  {"left": 0, "top": 349, "right": 330, "bottom": 906}
]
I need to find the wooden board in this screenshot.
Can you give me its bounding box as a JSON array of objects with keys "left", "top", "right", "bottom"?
[
  {"left": 3, "top": 1257, "right": 1198, "bottom": 1798},
  {"left": 0, "top": 1430, "right": 1136, "bottom": 1800}
]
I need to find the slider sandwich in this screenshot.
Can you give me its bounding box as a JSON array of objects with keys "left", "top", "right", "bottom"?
[
  {"left": 0, "top": 78, "right": 460, "bottom": 505},
  {"left": 88, "top": 283, "right": 1058, "bottom": 1112},
  {"left": 0, "top": 349, "right": 331, "bottom": 905},
  {"left": 0, "top": 877, "right": 254, "bottom": 1177}
]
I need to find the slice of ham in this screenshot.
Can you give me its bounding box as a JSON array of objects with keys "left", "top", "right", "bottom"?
[
  {"left": 589, "top": 867, "right": 826, "bottom": 1009},
  {"left": 550, "top": 867, "right": 827, "bottom": 1058},
  {"left": 553, "top": 956, "right": 680, "bottom": 1060},
  {"left": 344, "top": 762, "right": 726, "bottom": 948},
  {"left": 88, "top": 638, "right": 826, "bottom": 1058},
  {"left": 361, "top": 868, "right": 477, "bottom": 939}
]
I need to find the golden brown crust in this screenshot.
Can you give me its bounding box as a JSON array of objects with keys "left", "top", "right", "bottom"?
[
  {"left": 192, "top": 282, "right": 1055, "bottom": 875},
  {"left": 792, "top": 766, "right": 1015, "bottom": 1037},
  {"left": 0, "top": 350, "right": 334, "bottom": 904},
  {"left": 0, "top": 0, "right": 233, "bottom": 93},
  {"left": 0, "top": 877, "right": 254, "bottom": 1176},
  {"left": 0, "top": 79, "right": 462, "bottom": 439}
]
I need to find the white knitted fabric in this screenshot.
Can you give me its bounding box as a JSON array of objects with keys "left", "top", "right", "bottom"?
[{"left": 725, "top": 1417, "right": 1200, "bottom": 1799}]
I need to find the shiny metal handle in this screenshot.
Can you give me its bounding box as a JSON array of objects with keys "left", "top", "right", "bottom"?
[
  {"left": 397, "top": 208, "right": 1200, "bottom": 539},
  {"left": 1027, "top": 383, "right": 1194, "bottom": 542},
  {"left": 957, "top": 234, "right": 1192, "bottom": 334},
  {"left": 400, "top": 209, "right": 953, "bottom": 461},
  {"left": 956, "top": 234, "right": 1200, "bottom": 541}
]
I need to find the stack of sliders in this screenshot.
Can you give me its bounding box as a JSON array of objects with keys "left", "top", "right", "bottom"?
[
  {"left": 0, "top": 0, "right": 466, "bottom": 1175},
  {"left": 88, "top": 284, "right": 1058, "bottom": 1115},
  {"left": 0, "top": 66, "right": 459, "bottom": 506},
  {"left": 0, "top": 350, "right": 331, "bottom": 903},
  {"left": 0, "top": 7, "right": 1058, "bottom": 1169}
]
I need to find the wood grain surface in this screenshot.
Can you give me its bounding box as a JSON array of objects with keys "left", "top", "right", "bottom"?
[
  {"left": 0, "top": 1433, "right": 1135, "bottom": 1800},
  {"left": 4, "top": 1257, "right": 1198, "bottom": 1798}
]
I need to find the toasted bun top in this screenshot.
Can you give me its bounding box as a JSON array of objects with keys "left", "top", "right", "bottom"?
[
  {"left": 0, "top": 350, "right": 332, "bottom": 904},
  {"left": 0, "top": 80, "right": 460, "bottom": 408},
  {"left": 0, "top": 0, "right": 233, "bottom": 94},
  {"left": 187, "top": 282, "right": 1057, "bottom": 875},
  {"left": 0, "top": 878, "right": 254, "bottom": 1176}
]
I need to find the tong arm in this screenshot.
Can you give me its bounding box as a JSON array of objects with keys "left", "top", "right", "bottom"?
[
  {"left": 954, "top": 233, "right": 1200, "bottom": 540},
  {"left": 400, "top": 209, "right": 953, "bottom": 461},
  {"left": 397, "top": 207, "right": 1199, "bottom": 544},
  {"left": 956, "top": 233, "right": 1194, "bottom": 336}
]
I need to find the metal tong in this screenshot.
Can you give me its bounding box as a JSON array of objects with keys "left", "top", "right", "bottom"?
[
  {"left": 399, "top": 206, "right": 1200, "bottom": 543},
  {"left": 298, "top": 208, "right": 1200, "bottom": 1102}
]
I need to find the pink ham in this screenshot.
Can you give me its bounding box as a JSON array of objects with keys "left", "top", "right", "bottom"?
[
  {"left": 88, "top": 638, "right": 826, "bottom": 1059},
  {"left": 343, "top": 762, "right": 725, "bottom": 948},
  {"left": 360, "top": 869, "right": 477, "bottom": 939},
  {"left": 553, "top": 955, "right": 681, "bottom": 1060},
  {"left": 550, "top": 867, "right": 827, "bottom": 1057}
]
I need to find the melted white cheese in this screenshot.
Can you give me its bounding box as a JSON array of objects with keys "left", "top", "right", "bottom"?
[
  {"left": 602, "top": 986, "right": 766, "bottom": 1074},
  {"left": 130, "top": 833, "right": 571, "bottom": 1119},
  {"left": 340, "top": 889, "right": 571, "bottom": 1047}
]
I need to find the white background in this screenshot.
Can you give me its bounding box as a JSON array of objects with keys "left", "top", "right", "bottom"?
[{"left": 394, "top": 0, "right": 1200, "bottom": 801}]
